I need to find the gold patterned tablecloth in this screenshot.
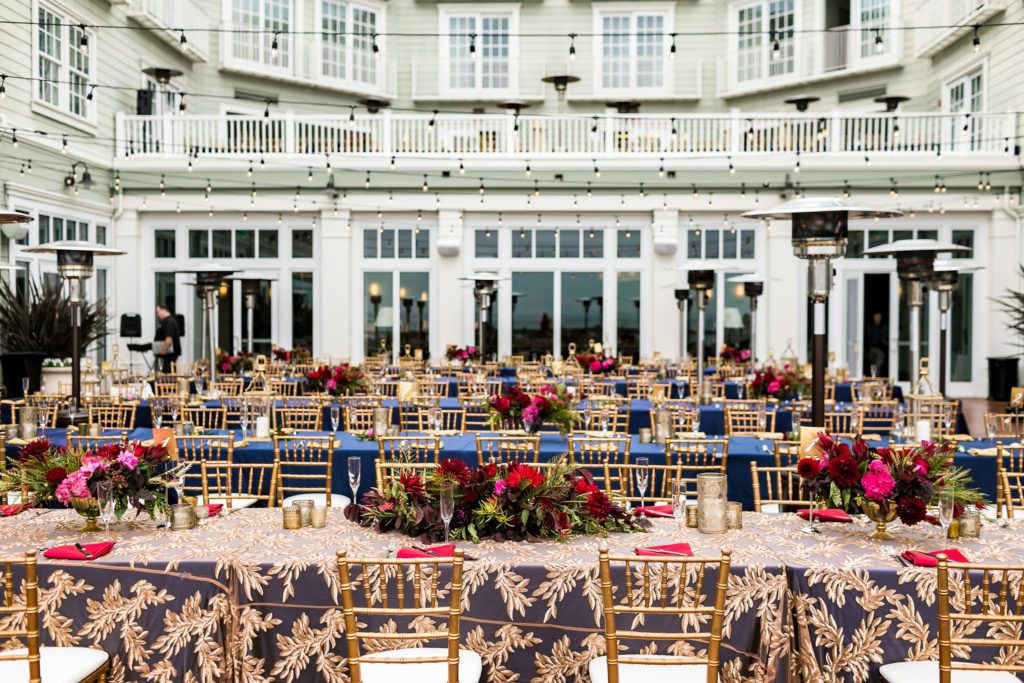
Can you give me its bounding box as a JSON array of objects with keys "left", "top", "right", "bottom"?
[{"left": 1, "top": 510, "right": 1022, "bottom": 682}]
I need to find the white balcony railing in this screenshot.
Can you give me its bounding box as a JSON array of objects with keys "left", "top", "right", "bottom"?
[
  {"left": 126, "top": 0, "right": 210, "bottom": 62},
  {"left": 221, "top": 32, "right": 397, "bottom": 99},
  {"left": 116, "top": 111, "right": 1018, "bottom": 161},
  {"left": 914, "top": 0, "right": 1008, "bottom": 57}
]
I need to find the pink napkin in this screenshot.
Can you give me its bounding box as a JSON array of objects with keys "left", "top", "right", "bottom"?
[
  {"left": 207, "top": 504, "right": 223, "bottom": 516},
  {"left": 634, "top": 505, "right": 673, "bottom": 517},
  {"left": 1, "top": 503, "right": 32, "bottom": 517},
  {"left": 396, "top": 544, "right": 456, "bottom": 559},
  {"left": 635, "top": 543, "right": 693, "bottom": 557},
  {"left": 44, "top": 542, "right": 115, "bottom": 561},
  {"left": 902, "top": 548, "right": 969, "bottom": 567},
  {"left": 797, "top": 509, "right": 853, "bottom": 522}
]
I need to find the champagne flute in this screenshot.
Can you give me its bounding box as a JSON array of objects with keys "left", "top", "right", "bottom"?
[
  {"left": 239, "top": 404, "right": 249, "bottom": 440},
  {"left": 671, "top": 480, "right": 686, "bottom": 524},
  {"left": 348, "top": 456, "right": 362, "bottom": 502},
  {"left": 37, "top": 406, "right": 48, "bottom": 432},
  {"left": 66, "top": 397, "right": 78, "bottom": 429},
  {"left": 938, "top": 487, "right": 956, "bottom": 538},
  {"left": 432, "top": 408, "right": 443, "bottom": 432},
  {"left": 195, "top": 376, "right": 205, "bottom": 396},
  {"left": 153, "top": 403, "right": 164, "bottom": 429},
  {"left": 21, "top": 377, "right": 29, "bottom": 398},
  {"left": 171, "top": 401, "right": 181, "bottom": 425},
  {"left": 691, "top": 409, "right": 701, "bottom": 435},
  {"left": 96, "top": 481, "right": 114, "bottom": 541},
  {"left": 635, "top": 457, "right": 650, "bottom": 511},
  {"left": 440, "top": 481, "right": 455, "bottom": 543},
  {"left": 330, "top": 405, "right": 340, "bottom": 432}
]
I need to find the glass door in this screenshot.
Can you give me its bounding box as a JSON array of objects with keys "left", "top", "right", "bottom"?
[
  {"left": 512, "top": 272, "right": 553, "bottom": 360},
  {"left": 560, "top": 272, "right": 604, "bottom": 357}
]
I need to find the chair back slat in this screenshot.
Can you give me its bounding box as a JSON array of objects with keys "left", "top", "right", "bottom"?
[{"left": 274, "top": 435, "right": 334, "bottom": 505}]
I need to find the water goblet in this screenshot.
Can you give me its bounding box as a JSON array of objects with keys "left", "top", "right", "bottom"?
[
  {"left": 96, "top": 481, "right": 115, "bottom": 541},
  {"left": 330, "top": 405, "right": 340, "bottom": 432},
  {"left": 671, "top": 480, "right": 687, "bottom": 524},
  {"left": 195, "top": 376, "right": 205, "bottom": 396},
  {"left": 348, "top": 456, "right": 362, "bottom": 502},
  {"left": 938, "top": 487, "right": 955, "bottom": 538},
  {"left": 635, "top": 457, "right": 650, "bottom": 511},
  {"left": 153, "top": 403, "right": 164, "bottom": 429},
  {"left": 21, "top": 377, "right": 29, "bottom": 398},
  {"left": 439, "top": 481, "right": 455, "bottom": 543},
  {"left": 239, "top": 405, "right": 249, "bottom": 440}
]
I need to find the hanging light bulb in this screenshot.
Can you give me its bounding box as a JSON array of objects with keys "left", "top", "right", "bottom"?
[
  {"left": 692, "top": 184, "right": 698, "bottom": 198},
  {"left": 307, "top": 168, "right": 313, "bottom": 182},
  {"left": 669, "top": 33, "right": 677, "bottom": 59},
  {"left": 593, "top": 159, "right": 600, "bottom": 178},
  {"left": 728, "top": 156, "right": 735, "bottom": 175},
  {"left": 875, "top": 29, "right": 884, "bottom": 53},
  {"left": 365, "top": 171, "right": 371, "bottom": 189},
  {"left": 534, "top": 180, "right": 540, "bottom": 197},
  {"left": 658, "top": 158, "right": 665, "bottom": 178},
  {"left": 428, "top": 109, "right": 438, "bottom": 128},
  {"left": 568, "top": 33, "right": 576, "bottom": 61},
  {"left": 525, "top": 161, "right": 531, "bottom": 177},
  {"left": 422, "top": 175, "right": 428, "bottom": 192},
  {"left": 277, "top": 213, "right": 282, "bottom": 224},
  {"left": 469, "top": 33, "right": 477, "bottom": 59},
  {"left": 793, "top": 151, "right": 800, "bottom": 173},
  {"left": 586, "top": 182, "right": 592, "bottom": 197},
  {"left": 638, "top": 183, "right": 645, "bottom": 198},
  {"left": 771, "top": 30, "right": 781, "bottom": 60},
  {"left": 739, "top": 182, "right": 746, "bottom": 199},
  {"left": 479, "top": 178, "right": 485, "bottom": 195},
  {"left": 372, "top": 33, "right": 380, "bottom": 59}
]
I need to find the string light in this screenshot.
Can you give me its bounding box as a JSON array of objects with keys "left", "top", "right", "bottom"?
[
  {"left": 771, "top": 30, "right": 780, "bottom": 60},
  {"left": 179, "top": 29, "right": 187, "bottom": 46},
  {"left": 874, "top": 29, "right": 884, "bottom": 53},
  {"left": 728, "top": 156, "right": 735, "bottom": 175},
  {"left": 935, "top": 145, "right": 942, "bottom": 161},
  {"left": 568, "top": 33, "right": 576, "bottom": 61},
  {"left": 428, "top": 109, "right": 438, "bottom": 128},
  {"left": 176, "top": 203, "right": 181, "bottom": 213},
  {"left": 294, "top": 185, "right": 300, "bottom": 200},
  {"left": 590, "top": 117, "right": 599, "bottom": 136},
  {"left": 372, "top": 33, "right": 380, "bottom": 59},
  {"left": 1004, "top": 138, "right": 1011, "bottom": 157},
  {"left": 669, "top": 33, "right": 677, "bottom": 58},
  {"left": 10, "top": 129, "right": 16, "bottom": 147},
  {"left": 670, "top": 118, "right": 678, "bottom": 143},
  {"left": 251, "top": 183, "right": 257, "bottom": 198},
  {"left": 692, "top": 184, "right": 698, "bottom": 199},
  {"left": 85, "top": 84, "right": 95, "bottom": 104},
  {"left": 842, "top": 182, "right": 851, "bottom": 199},
  {"left": 793, "top": 151, "right": 800, "bottom": 173},
  {"left": 892, "top": 117, "right": 900, "bottom": 138},
  {"left": 864, "top": 155, "right": 871, "bottom": 167},
  {"left": 263, "top": 101, "right": 270, "bottom": 120},
  {"left": 688, "top": 215, "right": 694, "bottom": 227},
  {"left": 754, "top": 189, "right": 759, "bottom": 206},
  {"left": 115, "top": 172, "right": 121, "bottom": 187},
  {"left": 469, "top": 33, "right": 477, "bottom": 59},
  {"left": 889, "top": 178, "right": 898, "bottom": 198},
  {"left": 178, "top": 94, "right": 186, "bottom": 115},
  {"left": 61, "top": 135, "right": 68, "bottom": 153},
  {"left": 525, "top": 161, "right": 531, "bottom": 177},
  {"left": 260, "top": 155, "right": 266, "bottom": 170},
  {"left": 348, "top": 106, "right": 356, "bottom": 128},
  {"left": 307, "top": 167, "right": 313, "bottom": 182},
  {"left": 458, "top": 159, "right": 465, "bottom": 175},
  {"left": 478, "top": 178, "right": 485, "bottom": 195},
  {"left": 78, "top": 25, "right": 88, "bottom": 49},
  {"left": 985, "top": 172, "right": 991, "bottom": 191},
  {"left": 593, "top": 160, "right": 600, "bottom": 178},
  {"left": 159, "top": 174, "right": 165, "bottom": 196},
  {"left": 658, "top": 158, "right": 665, "bottom": 178},
  {"left": 247, "top": 160, "right": 253, "bottom": 177},
  {"left": 271, "top": 31, "right": 279, "bottom": 57},
  {"left": 534, "top": 180, "right": 540, "bottom": 197},
  {"left": 242, "top": 212, "right": 248, "bottom": 221},
  {"left": 277, "top": 213, "right": 282, "bottom": 224},
  {"left": 422, "top": 174, "right": 428, "bottom": 192},
  {"left": 389, "top": 155, "right": 396, "bottom": 170},
  {"left": 978, "top": 173, "right": 985, "bottom": 191},
  {"left": 325, "top": 154, "right": 332, "bottom": 175},
  {"left": 388, "top": 190, "right": 393, "bottom": 203},
  {"left": 365, "top": 171, "right": 371, "bottom": 189},
  {"left": 586, "top": 182, "right": 592, "bottom": 197},
  {"left": 739, "top": 183, "right": 746, "bottom": 199},
  {"left": 0, "top": 75, "right": 6, "bottom": 99},
  {"left": 497, "top": 212, "right": 503, "bottom": 227},
  {"left": 576, "top": 214, "right": 581, "bottom": 228},
  {"left": 638, "top": 183, "right": 645, "bottom": 198}
]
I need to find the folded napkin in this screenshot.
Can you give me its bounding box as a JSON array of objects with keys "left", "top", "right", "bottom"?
[
  {"left": 207, "top": 504, "right": 223, "bottom": 516},
  {"left": 396, "top": 544, "right": 456, "bottom": 559},
  {"left": 797, "top": 508, "right": 853, "bottom": 522},
  {"left": 901, "top": 548, "right": 969, "bottom": 567},
  {"left": 43, "top": 542, "right": 115, "bottom": 561},
  {"left": 1, "top": 502, "right": 31, "bottom": 517},
  {"left": 634, "top": 504, "right": 673, "bottom": 517},
  {"left": 635, "top": 543, "right": 693, "bottom": 557}
]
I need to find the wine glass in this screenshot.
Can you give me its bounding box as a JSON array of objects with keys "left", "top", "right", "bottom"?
[
  {"left": 330, "top": 405, "right": 340, "bottom": 432},
  {"left": 635, "top": 457, "right": 650, "bottom": 511},
  {"left": 153, "top": 403, "right": 164, "bottom": 429},
  {"left": 690, "top": 409, "right": 701, "bottom": 435},
  {"left": 171, "top": 401, "right": 181, "bottom": 425},
  {"left": 96, "top": 481, "right": 114, "bottom": 541},
  {"left": 239, "top": 404, "right": 249, "bottom": 440},
  {"left": 938, "top": 488, "right": 955, "bottom": 538},
  {"left": 21, "top": 377, "right": 29, "bottom": 398},
  {"left": 348, "top": 456, "right": 362, "bottom": 502},
  {"left": 37, "top": 406, "right": 48, "bottom": 433},
  {"left": 439, "top": 481, "right": 455, "bottom": 543},
  {"left": 671, "top": 480, "right": 686, "bottom": 524},
  {"left": 432, "top": 408, "right": 443, "bottom": 432},
  {"left": 943, "top": 412, "right": 954, "bottom": 439},
  {"left": 801, "top": 494, "right": 820, "bottom": 534},
  {"left": 67, "top": 397, "right": 77, "bottom": 424},
  {"left": 195, "top": 376, "right": 205, "bottom": 396},
  {"left": 581, "top": 408, "right": 591, "bottom": 433}
]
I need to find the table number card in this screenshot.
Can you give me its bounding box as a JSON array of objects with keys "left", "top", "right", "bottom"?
[
  {"left": 1011, "top": 387, "right": 1024, "bottom": 409},
  {"left": 152, "top": 428, "right": 177, "bottom": 457},
  {"left": 799, "top": 426, "right": 825, "bottom": 460}
]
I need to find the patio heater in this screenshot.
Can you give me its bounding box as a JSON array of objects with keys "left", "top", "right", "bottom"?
[
  {"left": 688, "top": 270, "right": 714, "bottom": 384},
  {"left": 674, "top": 287, "right": 690, "bottom": 363},
  {"left": 25, "top": 241, "right": 126, "bottom": 419},
  {"left": 181, "top": 263, "right": 237, "bottom": 386},
  {"left": 930, "top": 260, "right": 982, "bottom": 397},
  {"left": 459, "top": 272, "right": 505, "bottom": 363},
  {"left": 743, "top": 198, "right": 901, "bottom": 427},
  {"left": 228, "top": 271, "right": 277, "bottom": 354},
  {"left": 863, "top": 240, "right": 971, "bottom": 391},
  {"left": 727, "top": 273, "right": 765, "bottom": 369}
]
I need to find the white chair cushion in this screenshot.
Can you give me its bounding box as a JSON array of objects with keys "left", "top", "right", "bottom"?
[
  {"left": 880, "top": 661, "right": 1022, "bottom": 682},
  {"left": 195, "top": 495, "right": 258, "bottom": 509},
  {"left": 588, "top": 655, "right": 709, "bottom": 683},
  {"left": 359, "top": 647, "right": 482, "bottom": 683},
  {"left": 0, "top": 646, "right": 108, "bottom": 683},
  {"left": 282, "top": 493, "right": 350, "bottom": 509}
]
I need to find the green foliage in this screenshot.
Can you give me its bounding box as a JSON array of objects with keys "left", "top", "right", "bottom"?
[{"left": 0, "top": 279, "right": 109, "bottom": 358}]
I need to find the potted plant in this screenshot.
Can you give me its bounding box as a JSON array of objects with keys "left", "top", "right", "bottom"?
[{"left": 0, "top": 279, "right": 109, "bottom": 397}]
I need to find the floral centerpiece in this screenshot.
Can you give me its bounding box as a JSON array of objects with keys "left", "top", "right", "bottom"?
[
  {"left": 445, "top": 344, "right": 480, "bottom": 362},
  {"left": 749, "top": 365, "right": 810, "bottom": 401},
  {"left": 42, "top": 357, "right": 73, "bottom": 368},
  {"left": 487, "top": 384, "right": 581, "bottom": 435},
  {"left": 575, "top": 353, "right": 616, "bottom": 374},
  {"left": 217, "top": 351, "right": 254, "bottom": 374},
  {"left": 272, "top": 346, "right": 310, "bottom": 362},
  {"left": 0, "top": 438, "right": 186, "bottom": 528},
  {"left": 306, "top": 363, "right": 366, "bottom": 396},
  {"left": 345, "top": 456, "right": 646, "bottom": 542},
  {"left": 719, "top": 346, "right": 751, "bottom": 364},
  {"left": 797, "top": 434, "right": 984, "bottom": 539}
]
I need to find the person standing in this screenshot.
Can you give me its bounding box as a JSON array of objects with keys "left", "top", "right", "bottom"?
[
  {"left": 866, "top": 312, "right": 888, "bottom": 377},
  {"left": 153, "top": 304, "right": 181, "bottom": 374}
]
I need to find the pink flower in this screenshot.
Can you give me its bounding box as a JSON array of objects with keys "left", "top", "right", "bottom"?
[
  {"left": 862, "top": 469, "right": 895, "bottom": 501},
  {"left": 589, "top": 360, "right": 601, "bottom": 372},
  {"left": 326, "top": 379, "right": 337, "bottom": 390},
  {"left": 494, "top": 480, "right": 507, "bottom": 496},
  {"left": 522, "top": 405, "right": 540, "bottom": 424},
  {"left": 602, "top": 359, "right": 613, "bottom": 369},
  {"left": 220, "top": 363, "right": 230, "bottom": 371},
  {"left": 115, "top": 450, "right": 139, "bottom": 470},
  {"left": 767, "top": 380, "right": 781, "bottom": 394},
  {"left": 54, "top": 468, "right": 96, "bottom": 504}
]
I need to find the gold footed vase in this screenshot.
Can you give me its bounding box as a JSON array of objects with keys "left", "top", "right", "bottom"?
[
  {"left": 861, "top": 501, "right": 898, "bottom": 541},
  {"left": 71, "top": 497, "right": 101, "bottom": 533}
]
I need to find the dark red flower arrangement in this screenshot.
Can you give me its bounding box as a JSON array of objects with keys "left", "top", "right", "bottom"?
[
  {"left": 306, "top": 363, "right": 366, "bottom": 396},
  {"left": 748, "top": 365, "right": 810, "bottom": 401}
]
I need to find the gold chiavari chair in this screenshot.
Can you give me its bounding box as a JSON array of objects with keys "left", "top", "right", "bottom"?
[
  {"left": 859, "top": 378, "right": 895, "bottom": 401},
  {"left": 475, "top": 435, "right": 539, "bottom": 465},
  {"left": 750, "top": 462, "right": 809, "bottom": 513},
  {"left": 592, "top": 546, "right": 730, "bottom": 683},
  {"left": 858, "top": 400, "right": 899, "bottom": 436},
  {"left": 67, "top": 433, "right": 129, "bottom": 451},
  {"left": 418, "top": 407, "right": 466, "bottom": 433},
  {"left": 824, "top": 409, "right": 861, "bottom": 438},
  {"left": 15, "top": 402, "right": 59, "bottom": 429},
  {"left": 625, "top": 377, "right": 652, "bottom": 400},
  {"left": 275, "top": 406, "right": 323, "bottom": 431},
  {"left": 81, "top": 395, "right": 123, "bottom": 409},
  {"left": 462, "top": 395, "right": 491, "bottom": 432},
  {"left": 183, "top": 405, "right": 228, "bottom": 430},
  {"left": 417, "top": 376, "right": 451, "bottom": 398},
  {"left": 824, "top": 383, "right": 837, "bottom": 403},
  {"left": 601, "top": 459, "right": 681, "bottom": 506},
  {"left": 86, "top": 403, "right": 137, "bottom": 430},
  {"left": 914, "top": 399, "right": 960, "bottom": 438},
  {"left": 586, "top": 396, "right": 631, "bottom": 435},
  {"left": 375, "top": 459, "right": 439, "bottom": 487},
  {"left": 0, "top": 550, "right": 112, "bottom": 683},
  {"left": 221, "top": 396, "right": 265, "bottom": 429},
  {"left": 274, "top": 434, "right": 346, "bottom": 508},
  {"left": 266, "top": 377, "right": 299, "bottom": 396},
  {"left": 212, "top": 378, "right": 244, "bottom": 397},
  {"left": 587, "top": 378, "right": 618, "bottom": 397},
  {"left": 371, "top": 380, "right": 399, "bottom": 397},
  {"left": 985, "top": 413, "right": 1024, "bottom": 440},
  {"left": 23, "top": 394, "right": 65, "bottom": 428},
  {"left": 377, "top": 436, "right": 442, "bottom": 465},
  {"left": 567, "top": 436, "right": 630, "bottom": 484},
  {"left": 152, "top": 375, "right": 189, "bottom": 397},
  {"left": 666, "top": 438, "right": 728, "bottom": 497},
  {"left": 281, "top": 396, "right": 322, "bottom": 409},
  {"left": 345, "top": 405, "right": 382, "bottom": 433},
  {"left": 722, "top": 398, "right": 767, "bottom": 411},
  {"left": 996, "top": 444, "right": 1024, "bottom": 518},
  {"left": 724, "top": 407, "right": 776, "bottom": 436},
  {"left": 200, "top": 461, "right": 278, "bottom": 509},
  {"left": 774, "top": 441, "right": 803, "bottom": 467},
  {"left": 336, "top": 549, "right": 480, "bottom": 683},
  {"left": 483, "top": 378, "right": 505, "bottom": 396},
  {"left": 148, "top": 396, "right": 184, "bottom": 427},
  {"left": 1000, "top": 470, "right": 1024, "bottom": 520},
  {"left": 397, "top": 398, "right": 439, "bottom": 433},
  {"left": 175, "top": 435, "right": 235, "bottom": 500},
  {"left": 879, "top": 556, "right": 1024, "bottom": 683}
]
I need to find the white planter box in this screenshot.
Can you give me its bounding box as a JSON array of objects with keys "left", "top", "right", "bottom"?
[{"left": 40, "top": 367, "right": 73, "bottom": 395}]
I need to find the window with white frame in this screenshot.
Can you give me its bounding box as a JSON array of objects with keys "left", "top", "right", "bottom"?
[
  {"left": 858, "top": 0, "right": 891, "bottom": 59},
  {"left": 142, "top": 74, "right": 181, "bottom": 117},
  {"left": 229, "top": 0, "right": 293, "bottom": 71},
  {"left": 442, "top": 9, "right": 514, "bottom": 93},
  {"left": 596, "top": 7, "right": 669, "bottom": 92},
  {"left": 35, "top": 4, "right": 93, "bottom": 120},
  {"left": 734, "top": 0, "right": 795, "bottom": 84},
  {"left": 946, "top": 64, "right": 984, "bottom": 149},
  {"left": 321, "top": 0, "right": 382, "bottom": 86}
]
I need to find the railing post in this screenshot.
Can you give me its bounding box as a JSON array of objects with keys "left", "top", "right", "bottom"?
[
  {"left": 284, "top": 111, "right": 295, "bottom": 155},
  {"left": 830, "top": 110, "right": 843, "bottom": 153},
  {"left": 728, "top": 109, "right": 741, "bottom": 155},
  {"left": 382, "top": 109, "right": 393, "bottom": 156},
  {"left": 604, "top": 114, "right": 615, "bottom": 157},
  {"left": 163, "top": 112, "right": 175, "bottom": 156}
]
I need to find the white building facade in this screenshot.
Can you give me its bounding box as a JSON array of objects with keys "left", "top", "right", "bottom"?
[{"left": 0, "top": 0, "right": 1021, "bottom": 397}]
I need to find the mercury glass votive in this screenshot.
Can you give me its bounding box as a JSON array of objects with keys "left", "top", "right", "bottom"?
[
  {"left": 685, "top": 505, "right": 698, "bottom": 528},
  {"left": 170, "top": 504, "right": 195, "bottom": 531},
  {"left": 294, "top": 499, "right": 314, "bottom": 526},
  {"left": 282, "top": 506, "right": 301, "bottom": 530},
  {"left": 697, "top": 473, "right": 728, "bottom": 534},
  {"left": 726, "top": 502, "right": 743, "bottom": 530},
  {"left": 960, "top": 511, "right": 981, "bottom": 538},
  {"left": 310, "top": 506, "right": 327, "bottom": 528},
  {"left": 638, "top": 428, "right": 653, "bottom": 444}
]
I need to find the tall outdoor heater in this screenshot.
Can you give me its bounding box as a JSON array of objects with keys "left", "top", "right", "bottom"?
[
  {"left": 459, "top": 272, "right": 505, "bottom": 363},
  {"left": 181, "top": 263, "right": 237, "bottom": 385},
  {"left": 674, "top": 287, "right": 690, "bottom": 363},
  {"left": 228, "top": 271, "right": 277, "bottom": 354},
  {"left": 688, "top": 270, "right": 714, "bottom": 384},
  {"left": 743, "top": 198, "right": 901, "bottom": 427},
  {"left": 25, "top": 241, "right": 126, "bottom": 416},
  {"left": 863, "top": 239, "right": 970, "bottom": 390},
  {"left": 930, "top": 260, "right": 982, "bottom": 397},
  {"left": 727, "top": 273, "right": 765, "bottom": 368}
]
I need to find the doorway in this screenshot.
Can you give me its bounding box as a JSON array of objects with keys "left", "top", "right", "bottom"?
[{"left": 863, "top": 273, "right": 890, "bottom": 377}]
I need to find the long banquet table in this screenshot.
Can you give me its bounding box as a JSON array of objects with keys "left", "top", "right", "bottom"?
[{"left": 3, "top": 508, "right": 1022, "bottom": 682}]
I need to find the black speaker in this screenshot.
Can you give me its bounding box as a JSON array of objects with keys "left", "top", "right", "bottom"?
[
  {"left": 119, "top": 313, "right": 142, "bottom": 337},
  {"left": 174, "top": 314, "right": 185, "bottom": 336},
  {"left": 136, "top": 89, "right": 154, "bottom": 116}
]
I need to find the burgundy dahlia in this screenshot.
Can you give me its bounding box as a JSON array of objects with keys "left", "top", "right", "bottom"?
[
  {"left": 828, "top": 456, "right": 860, "bottom": 488},
  {"left": 436, "top": 458, "right": 472, "bottom": 486},
  {"left": 896, "top": 497, "right": 927, "bottom": 526},
  {"left": 797, "top": 457, "right": 820, "bottom": 479},
  {"left": 587, "top": 491, "right": 613, "bottom": 520}
]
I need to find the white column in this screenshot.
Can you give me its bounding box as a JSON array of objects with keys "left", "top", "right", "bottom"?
[
  {"left": 435, "top": 208, "right": 466, "bottom": 359},
  {"left": 763, "top": 218, "right": 802, "bottom": 364},
  {"left": 111, "top": 208, "right": 143, "bottom": 336},
  {"left": 650, "top": 208, "right": 679, "bottom": 358},
  {"left": 320, "top": 208, "right": 351, "bottom": 360}
]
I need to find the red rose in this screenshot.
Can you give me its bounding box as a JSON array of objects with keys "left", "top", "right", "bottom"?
[
  {"left": 492, "top": 396, "right": 510, "bottom": 413},
  {"left": 828, "top": 456, "right": 860, "bottom": 488},
  {"left": 896, "top": 498, "right": 927, "bottom": 526},
  {"left": 797, "top": 458, "right": 820, "bottom": 479},
  {"left": 44, "top": 467, "right": 67, "bottom": 484}
]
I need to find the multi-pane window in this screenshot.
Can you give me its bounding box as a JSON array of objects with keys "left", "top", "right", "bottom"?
[
  {"left": 444, "top": 12, "right": 512, "bottom": 92},
  {"left": 859, "top": 0, "right": 890, "bottom": 58},
  {"left": 362, "top": 228, "right": 430, "bottom": 259},
  {"left": 598, "top": 10, "right": 667, "bottom": 91},
  {"left": 35, "top": 5, "right": 92, "bottom": 119},
  {"left": 947, "top": 66, "right": 984, "bottom": 149},
  {"left": 687, "top": 228, "right": 757, "bottom": 259},
  {"left": 321, "top": 1, "right": 381, "bottom": 85},
  {"left": 187, "top": 228, "right": 282, "bottom": 259},
  {"left": 847, "top": 228, "right": 972, "bottom": 259},
  {"left": 768, "top": 0, "right": 795, "bottom": 77},
  {"left": 511, "top": 229, "right": 604, "bottom": 259},
  {"left": 231, "top": 0, "right": 292, "bottom": 71},
  {"left": 735, "top": 0, "right": 794, "bottom": 83},
  {"left": 36, "top": 214, "right": 94, "bottom": 244}
]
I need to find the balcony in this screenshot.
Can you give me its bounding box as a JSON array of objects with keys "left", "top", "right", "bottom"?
[
  {"left": 220, "top": 32, "right": 397, "bottom": 99},
  {"left": 913, "top": 0, "right": 1008, "bottom": 58},
  {"left": 718, "top": 22, "right": 901, "bottom": 98},
  {"left": 115, "top": 111, "right": 1018, "bottom": 168},
  {"left": 125, "top": 0, "right": 210, "bottom": 62}
]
